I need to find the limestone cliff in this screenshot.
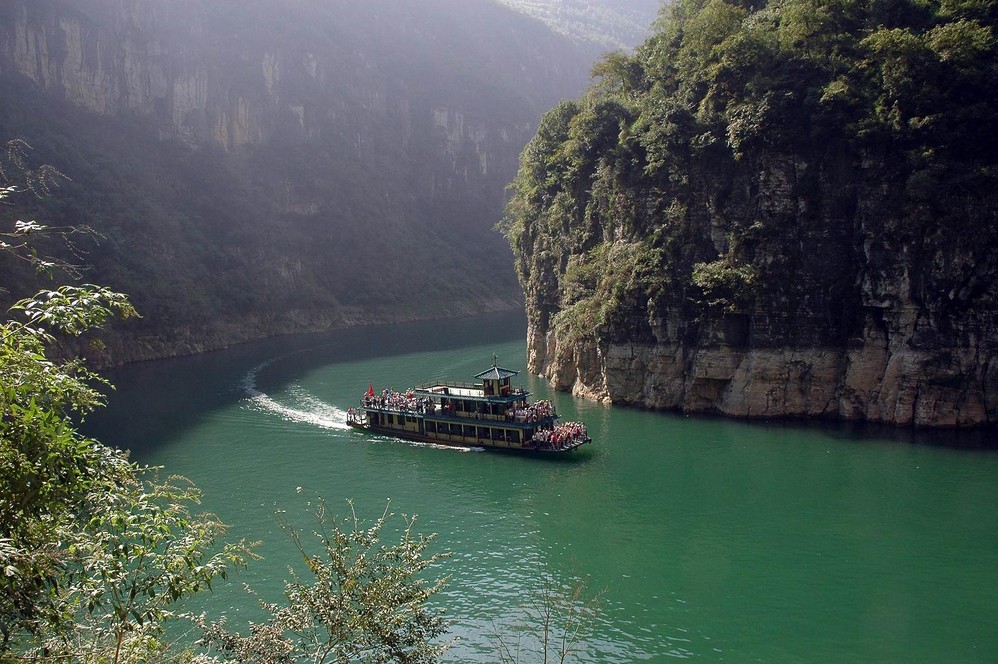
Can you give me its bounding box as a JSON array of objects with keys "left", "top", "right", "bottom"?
[
  {"left": 0, "top": 0, "right": 597, "bottom": 363},
  {"left": 526, "top": 154, "right": 998, "bottom": 427},
  {"left": 504, "top": 0, "right": 998, "bottom": 428}
]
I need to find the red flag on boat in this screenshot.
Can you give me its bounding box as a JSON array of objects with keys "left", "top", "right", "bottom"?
[{"left": 366, "top": 383, "right": 375, "bottom": 397}]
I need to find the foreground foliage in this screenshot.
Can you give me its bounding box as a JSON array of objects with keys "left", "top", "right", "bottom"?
[
  {"left": 0, "top": 173, "right": 252, "bottom": 659},
  {"left": 491, "top": 572, "right": 601, "bottom": 664},
  {"left": 0, "top": 284, "right": 251, "bottom": 660},
  {"left": 194, "top": 500, "right": 451, "bottom": 664}
]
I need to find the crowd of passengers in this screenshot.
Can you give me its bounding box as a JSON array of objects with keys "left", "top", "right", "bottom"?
[
  {"left": 530, "top": 421, "right": 589, "bottom": 449},
  {"left": 505, "top": 400, "right": 555, "bottom": 422},
  {"left": 363, "top": 389, "right": 559, "bottom": 422},
  {"left": 363, "top": 388, "right": 435, "bottom": 414}
]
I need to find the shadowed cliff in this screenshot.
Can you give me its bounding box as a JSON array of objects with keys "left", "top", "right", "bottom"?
[
  {"left": 0, "top": 0, "right": 603, "bottom": 362},
  {"left": 502, "top": 0, "right": 998, "bottom": 427}
]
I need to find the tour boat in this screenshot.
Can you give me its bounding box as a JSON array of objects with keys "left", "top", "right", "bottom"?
[{"left": 346, "top": 359, "right": 591, "bottom": 453}]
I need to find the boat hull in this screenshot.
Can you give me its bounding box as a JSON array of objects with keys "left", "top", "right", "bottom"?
[{"left": 346, "top": 421, "right": 589, "bottom": 454}]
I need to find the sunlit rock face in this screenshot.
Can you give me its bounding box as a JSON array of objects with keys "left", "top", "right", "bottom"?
[
  {"left": 1, "top": 0, "right": 567, "bottom": 188},
  {"left": 0, "top": 0, "right": 598, "bottom": 363}
]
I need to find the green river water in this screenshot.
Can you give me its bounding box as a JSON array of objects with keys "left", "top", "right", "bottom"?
[{"left": 87, "top": 313, "right": 998, "bottom": 662}]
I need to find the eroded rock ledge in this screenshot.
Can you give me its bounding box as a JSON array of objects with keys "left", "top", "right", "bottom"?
[{"left": 529, "top": 314, "right": 995, "bottom": 428}]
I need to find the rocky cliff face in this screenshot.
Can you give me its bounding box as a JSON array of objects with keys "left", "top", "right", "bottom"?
[
  {"left": 522, "top": 145, "right": 997, "bottom": 428},
  {"left": 2, "top": 0, "right": 565, "bottom": 175},
  {"left": 528, "top": 162, "right": 998, "bottom": 427},
  {"left": 0, "top": 0, "right": 597, "bottom": 364},
  {"left": 505, "top": 0, "right": 998, "bottom": 428}
]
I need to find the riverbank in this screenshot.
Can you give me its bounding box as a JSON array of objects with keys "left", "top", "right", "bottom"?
[{"left": 72, "top": 298, "right": 524, "bottom": 368}]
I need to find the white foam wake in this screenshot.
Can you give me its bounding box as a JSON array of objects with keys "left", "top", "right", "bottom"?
[
  {"left": 239, "top": 361, "right": 485, "bottom": 450},
  {"left": 240, "top": 361, "right": 351, "bottom": 430}
]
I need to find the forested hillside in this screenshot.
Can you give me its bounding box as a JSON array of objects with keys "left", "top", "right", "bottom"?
[
  {"left": 0, "top": 0, "right": 599, "bottom": 363},
  {"left": 503, "top": 0, "right": 998, "bottom": 427}
]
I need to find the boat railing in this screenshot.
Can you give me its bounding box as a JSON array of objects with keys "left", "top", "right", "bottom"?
[
  {"left": 361, "top": 387, "right": 556, "bottom": 421},
  {"left": 413, "top": 382, "right": 529, "bottom": 398},
  {"left": 361, "top": 401, "right": 556, "bottom": 424},
  {"left": 346, "top": 408, "right": 365, "bottom": 425},
  {"left": 361, "top": 397, "right": 434, "bottom": 415},
  {"left": 414, "top": 381, "right": 479, "bottom": 392},
  {"left": 527, "top": 421, "right": 590, "bottom": 451}
]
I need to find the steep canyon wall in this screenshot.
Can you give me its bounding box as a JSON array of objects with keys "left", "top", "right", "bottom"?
[
  {"left": 0, "top": 0, "right": 596, "bottom": 362},
  {"left": 506, "top": 0, "right": 998, "bottom": 428},
  {"left": 526, "top": 151, "right": 998, "bottom": 428}
]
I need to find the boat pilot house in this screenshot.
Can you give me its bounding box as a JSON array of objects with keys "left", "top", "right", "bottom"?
[{"left": 347, "top": 360, "right": 590, "bottom": 453}]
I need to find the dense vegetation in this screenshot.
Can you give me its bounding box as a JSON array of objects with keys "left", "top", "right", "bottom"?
[{"left": 504, "top": 0, "right": 998, "bottom": 360}]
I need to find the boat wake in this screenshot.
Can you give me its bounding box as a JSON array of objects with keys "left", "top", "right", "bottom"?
[
  {"left": 239, "top": 361, "right": 485, "bottom": 452},
  {"left": 240, "top": 361, "right": 351, "bottom": 430},
  {"left": 401, "top": 441, "right": 485, "bottom": 453}
]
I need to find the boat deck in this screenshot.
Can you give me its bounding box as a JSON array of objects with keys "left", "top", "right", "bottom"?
[
  {"left": 413, "top": 382, "right": 530, "bottom": 404},
  {"left": 359, "top": 404, "right": 554, "bottom": 430}
]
